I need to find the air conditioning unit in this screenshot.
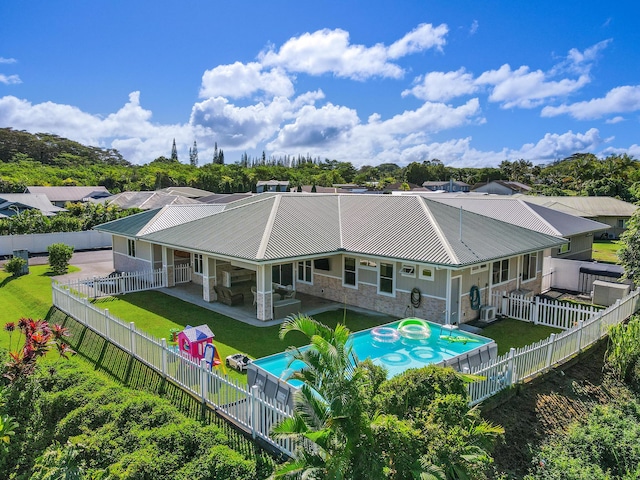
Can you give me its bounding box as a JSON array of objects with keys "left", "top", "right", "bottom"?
[{"left": 479, "top": 306, "right": 497, "bottom": 322}]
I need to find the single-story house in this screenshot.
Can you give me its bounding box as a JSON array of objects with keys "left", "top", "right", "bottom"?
[
  {"left": 422, "top": 180, "right": 470, "bottom": 193},
  {"left": 515, "top": 195, "right": 638, "bottom": 239},
  {"left": 95, "top": 193, "right": 565, "bottom": 325},
  {"left": 198, "top": 193, "right": 254, "bottom": 204},
  {"left": 25, "top": 186, "right": 111, "bottom": 207},
  {"left": 0, "top": 193, "right": 66, "bottom": 218},
  {"left": 157, "top": 186, "right": 215, "bottom": 199},
  {"left": 471, "top": 180, "right": 532, "bottom": 195},
  {"left": 256, "top": 180, "right": 290, "bottom": 193},
  {"left": 425, "top": 196, "right": 609, "bottom": 261}
]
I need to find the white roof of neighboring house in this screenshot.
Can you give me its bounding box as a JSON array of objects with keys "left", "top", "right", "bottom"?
[
  {"left": 25, "top": 186, "right": 111, "bottom": 202},
  {"left": 157, "top": 186, "right": 215, "bottom": 198},
  {"left": 96, "top": 193, "right": 565, "bottom": 267},
  {"left": 0, "top": 193, "right": 66, "bottom": 217},
  {"left": 514, "top": 195, "right": 638, "bottom": 218},
  {"left": 430, "top": 196, "right": 608, "bottom": 237}
]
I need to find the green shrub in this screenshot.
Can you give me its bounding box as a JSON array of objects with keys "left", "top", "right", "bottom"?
[
  {"left": 607, "top": 315, "right": 640, "bottom": 381},
  {"left": 47, "top": 243, "right": 74, "bottom": 275},
  {"left": 3, "top": 256, "right": 27, "bottom": 277}
]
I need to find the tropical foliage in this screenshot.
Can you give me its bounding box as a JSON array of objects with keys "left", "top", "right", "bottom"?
[
  {"left": 46, "top": 243, "right": 74, "bottom": 275},
  {"left": 271, "top": 315, "right": 504, "bottom": 479},
  {"left": 619, "top": 209, "right": 640, "bottom": 286}
]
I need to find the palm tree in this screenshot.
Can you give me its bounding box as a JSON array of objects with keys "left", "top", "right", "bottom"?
[{"left": 270, "top": 315, "right": 382, "bottom": 479}]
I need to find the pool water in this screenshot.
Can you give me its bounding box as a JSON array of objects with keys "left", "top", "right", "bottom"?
[{"left": 253, "top": 319, "right": 492, "bottom": 386}]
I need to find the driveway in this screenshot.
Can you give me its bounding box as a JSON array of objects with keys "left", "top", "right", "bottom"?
[{"left": 18, "top": 249, "right": 115, "bottom": 282}]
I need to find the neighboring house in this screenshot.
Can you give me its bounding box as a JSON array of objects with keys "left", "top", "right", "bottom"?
[
  {"left": 292, "top": 185, "right": 366, "bottom": 194},
  {"left": 95, "top": 193, "right": 565, "bottom": 324},
  {"left": 427, "top": 196, "right": 608, "bottom": 261},
  {"left": 198, "top": 193, "right": 254, "bottom": 204},
  {"left": 104, "top": 191, "right": 202, "bottom": 210},
  {"left": 516, "top": 195, "right": 638, "bottom": 239},
  {"left": 157, "top": 186, "right": 214, "bottom": 199},
  {"left": 256, "top": 180, "right": 290, "bottom": 193},
  {"left": 422, "top": 180, "right": 470, "bottom": 192},
  {"left": 25, "top": 186, "right": 111, "bottom": 207},
  {"left": 0, "top": 193, "right": 66, "bottom": 218},
  {"left": 471, "top": 180, "right": 532, "bottom": 195}
]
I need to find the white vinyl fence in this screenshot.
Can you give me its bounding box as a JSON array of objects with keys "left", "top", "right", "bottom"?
[
  {"left": 469, "top": 287, "right": 640, "bottom": 405},
  {"left": 0, "top": 230, "right": 111, "bottom": 256},
  {"left": 52, "top": 281, "right": 295, "bottom": 457},
  {"left": 52, "top": 270, "right": 640, "bottom": 453}
]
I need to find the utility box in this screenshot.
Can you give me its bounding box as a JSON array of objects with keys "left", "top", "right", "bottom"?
[
  {"left": 592, "top": 280, "right": 630, "bottom": 307},
  {"left": 12, "top": 249, "right": 29, "bottom": 275}
]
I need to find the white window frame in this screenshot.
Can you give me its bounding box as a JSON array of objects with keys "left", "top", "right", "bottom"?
[
  {"left": 400, "top": 264, "right": 416, "bottom": 278},
  {"left": 492, "top": 259, "right": 509, "bottom": 285},
  {"left": 359, "top": 258, "right": 377, "bottom": 270},
  {"left": 297, "top": 259, "right": 312, "bottom": 284},
  {"left": 378, "top": 262, "right": 394, "bottom": 295},
  {"left": 419, "top": 266, "right": 435, "bottom": 281},
  {"left": 193, "top": 253, "right": 204, "bottom": 274},
  {"left": 343, "top": 256, "right": 357, "bottom": 287},
  {"left": 470, "top": 263, "right": 488, "bottom": 273},
  {"left": 522, "top": 253, "right": 537, "bottom": 282},
  {"left": 559, "top": 241, "right": 571, "bottom": 255},
  {"left": 127, "top": 239, "right": 136, "bottom": 257}
]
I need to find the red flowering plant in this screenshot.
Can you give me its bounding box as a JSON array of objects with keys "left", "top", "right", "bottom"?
[{"left": 3, "top": 318, "right": 74, "bottom": 383}]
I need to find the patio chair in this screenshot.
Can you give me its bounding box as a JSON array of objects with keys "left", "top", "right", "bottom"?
[{"left": 282, "top": 289, "right": 296, "bottom": 300}]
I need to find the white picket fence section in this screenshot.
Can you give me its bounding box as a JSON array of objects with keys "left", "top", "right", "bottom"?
[
  {"left": 490, "top": 291, "right": 600, "bottom": 329},
  {"left": 469, "top": 287, "right": 640, "bottom": 405},
  {"left": 174, "top": 263, "right": 192, "bottom": 284},
  {"left": 51, "top": 281, "right": 295, "bottom": 457}
]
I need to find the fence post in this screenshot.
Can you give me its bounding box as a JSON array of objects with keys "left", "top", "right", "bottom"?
[
  {"left": 161, "top": 338, "right": 168, "bottom": 377},
  {"left": 576, "top": 320, "right": 584, "bottom": 351},
  {"left": 129, "top": 322, "right": 136, "bottom": 356},
  {"left": 83, "top": 297, "right": 90, "bottom": 326},
  {"left": 250, "top": 384, "right": 260, "bottom": 439},
  {"left": 200, "top": 359, "right": 208, "bottom": 404},
  {"left": 545, "top": 333, "right": 556, "bottom": 370},
  {"left": 92, "top": 276, "right": 97, "bottom": 300},
  {"left": 501, "top": 293, "right": 508, "bottom": 317},
  {"left": 532, "top": 296, "right": 539, "bottom": 325},
  {"left": 104, "top": 308, "right": 110, "bottom": 338},
  {"left": 506, "top": 348, "right": 516, "bottom": 386}
]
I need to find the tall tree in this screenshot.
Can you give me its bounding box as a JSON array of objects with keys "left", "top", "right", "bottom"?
[
  {"left": 170, "top": 139, "right": 178, "bottom": 162},
  {"left": 189, "top": 140, "right": 198, "bottom": 166}
]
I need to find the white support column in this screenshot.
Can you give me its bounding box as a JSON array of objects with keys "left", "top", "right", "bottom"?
[
  {"left": 202, "top": 256, "right": 216, "bottom": 302},
  {"left": 162, "top": 246, "right": 175, "bottom": 287},
  {"left": 256, "top": 264, "right": 273, "bottom": 321}
]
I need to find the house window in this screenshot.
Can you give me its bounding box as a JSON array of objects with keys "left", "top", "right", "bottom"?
[
  {"left": 419, "top": 266, "right": 434, "bottom": 281},
  {"left": 492, "top": 259, "right": 509, "bottom": 284},
  {"left": 272, "top": 263, "right": 293, "bottom": 286},
  {"left": 559, "top": 241, "right": 571, "bottom": 255},
  {"left": 127, "top": 239, "right": 136, "bottom": 257},
  {"left": 522, "top": 253, "right": 537, "bottom": 281},
  {"left": 400, "top": 264, "right": 416, "bottom": 277},
  {"left": 618, "top": 219, "right": 628, "bottom": 229},
  {"left": 344, "top": 257, "right": 356, "bottom": 286},
  {"left": 379, "top": 262, "right": 394, "bottom": 294},
  {"left": 471, "top": 263, "right": 488, "bottom": 273},
  {"left": 359, "top": 259, "right": 377, "bottom": 269},
  {"left": 194, "top": 253, "right": 203, "bottom": 274},
  {"left": 297, "top": 260, "right": 312, "bottom": 283}
]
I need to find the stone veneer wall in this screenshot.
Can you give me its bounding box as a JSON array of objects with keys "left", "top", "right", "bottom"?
[
  {"left": 113, "top": 252, "right": 152, "bottom": 273},
  {"left": 297, "top": 274, "right": 447, "bottom": 322}
]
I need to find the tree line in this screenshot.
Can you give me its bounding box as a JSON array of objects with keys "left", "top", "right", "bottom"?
[{"left": 1, "top": 129, "right": 639, "bottom": 201}]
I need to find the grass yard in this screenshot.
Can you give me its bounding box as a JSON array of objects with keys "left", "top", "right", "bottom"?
[
  {"left": 592, "top": 239, "right": 622, "bottom": 264},
  {"left": 479, "top": 318, "right": 562, "bottom": 355}
]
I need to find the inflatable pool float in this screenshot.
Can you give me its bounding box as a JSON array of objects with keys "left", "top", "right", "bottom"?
[
  {"left": 380, "top": 352, "right": 410, "bottom": 366},
  {"left": 439, "top": 334, "right": 480, "bottom": 344},
  {"left": 371, "top": 326, "right": 401, "bottom": 343},
  {"left": 398, "top": 318, "right": 431, "bottom": 340},
  {"left": 409, "top": 347, "right": 442, "bottom": 362}
]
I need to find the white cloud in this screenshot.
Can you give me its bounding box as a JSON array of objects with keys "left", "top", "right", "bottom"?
[
  {"left": 476, "top": 64, "right": 590, "bottom": 108},
  {"left": 541, "top": 85, "right": 640, "bottom": 119},
  {"left": 387, "top": 23, "right": 448, "bottom": 58},
  {"left": 606, "top": 116, "right": 625, "bottom": 124},
  {"left": 199, "top": 62, "right": 294, "bottom": 99},
  {"left": 469, "top": 20, "right": 479, "bottom": 35},
  {"left": 402, "top": 69, "right": 477, "bottom": 101},
  {"left": 259, "top": 24, "right": 447, "bottom": 80},
  {"left": 0, "top": 74, "right": 21, "bottom": 85},
  {"left": 0, "top": 57, "right": 17, "bottom": 64},
  {"left": 554, "top": 39, "right": 611, "bottom": 76}
]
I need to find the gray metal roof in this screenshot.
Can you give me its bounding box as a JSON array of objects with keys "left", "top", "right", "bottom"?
[
  {"left": 430, "top": 197, "right": 608, "bottom": 237},
  {"left": 105, "top": 191, "right": 202, "bottom": 210},
  {"left": 515, "top": 195, "right": 638, "bottom": 217},
  {"left": 25, "top": 186, "right": 111, "bottom": 202},
  {"left": 158, "top": 186, "right": 215, "bottom": 198},
  {"left": 94, "top": 204, "right": 226, "bottom": 237},
  {"left": 0, "top": 193, "right": 66, "bottom": 216},
  {"left": 128, "top": 194, "right": 565, "bottom": 267}
]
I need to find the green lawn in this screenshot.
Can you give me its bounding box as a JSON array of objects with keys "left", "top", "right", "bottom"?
[
  {"left": 479, "top": 318, "right": 562, "bottom": 356},
  {"left": 592, "top": 240, "right": 622, "bottom": 264}
]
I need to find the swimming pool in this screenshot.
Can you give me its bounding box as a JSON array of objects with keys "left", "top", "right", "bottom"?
[{"left": 250, "top": 318, "right": 495, "bottom": 390}]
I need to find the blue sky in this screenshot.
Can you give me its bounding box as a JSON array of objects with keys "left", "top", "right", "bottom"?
[{"left": 1, "top": 1, "right": 639, "bottom": 168}]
